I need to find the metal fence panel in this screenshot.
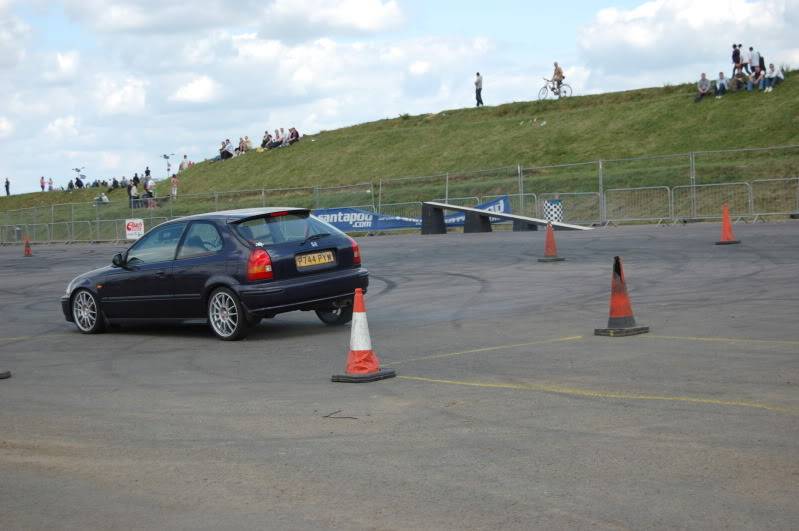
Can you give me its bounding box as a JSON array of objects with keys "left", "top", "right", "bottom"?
[
  {"left": 751, "top": 178, "right": 799, "bottom": 215},
  {"left": 604, "top": 186, "right": 671, "bottom": 223},
  {"left": 672, "top": 183, "right": 752, "bottom": 220}
]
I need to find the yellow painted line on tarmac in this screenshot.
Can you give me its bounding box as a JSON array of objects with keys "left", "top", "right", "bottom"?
[
  {"left": 388, "top": 335, "right": 583, "bottom": 365},
  {"left": 399, "top": 375, "right": 796, "bottom": 415},
  {"left": 647, "top": 335, "right": 799, "bottom": 347}
]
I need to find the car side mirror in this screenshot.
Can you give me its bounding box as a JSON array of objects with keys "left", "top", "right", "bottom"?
[{"left": 112, "top": 253, "right": 126, "bottom": 268}]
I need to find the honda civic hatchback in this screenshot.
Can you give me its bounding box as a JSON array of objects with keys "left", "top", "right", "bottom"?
[{"left": 61, "top": 208, "right": 368, "bottom": 340}]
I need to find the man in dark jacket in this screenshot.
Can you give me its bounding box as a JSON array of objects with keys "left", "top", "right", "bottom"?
[{"left": 731, "top": 44, "right": 741, "bottom": 77}]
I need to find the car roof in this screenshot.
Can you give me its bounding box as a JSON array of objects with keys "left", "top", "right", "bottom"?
[{"left": 170, "top": 207, "right": 310, "bottom": 223}]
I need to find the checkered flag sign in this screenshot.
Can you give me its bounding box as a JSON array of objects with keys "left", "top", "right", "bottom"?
[{"left": 543, "top": 199, "right": 564, "bottom": 223}]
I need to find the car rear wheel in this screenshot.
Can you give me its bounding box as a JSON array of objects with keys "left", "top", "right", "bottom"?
[
  {"left": 315, "top": 301, "right": 354, "bottom": 326},
  {"left": 208, "top": 287, "right": 249, "bottom": 340},
  {"left": 72, "top": 289, "right": 105, "bottom": 334}
]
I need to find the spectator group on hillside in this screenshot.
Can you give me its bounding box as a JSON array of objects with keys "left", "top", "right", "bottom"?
[
  {"left": 214, "top": 127, "right": 301, "bottom": 161},
  {"left": 696, "top": 44, "right": 785, "bottom": 102}
]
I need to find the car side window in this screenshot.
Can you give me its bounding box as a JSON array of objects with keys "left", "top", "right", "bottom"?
[
  {"left": 127, "top": 223, "right": 187, "bottom": 265},
  {"left": 177, "top": 222, "right": 224, "bottom": 259}
]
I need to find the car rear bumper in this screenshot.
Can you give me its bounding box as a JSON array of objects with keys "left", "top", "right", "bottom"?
[
  {"left": 235, "top": 267, "right": 369, "bottom": 315},
  {"left": 60, "top": 296, "right": 74, "bottom": 322}
]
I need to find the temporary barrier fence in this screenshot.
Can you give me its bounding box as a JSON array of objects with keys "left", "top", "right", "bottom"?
[
  {"left": 604, "top": 186, "right": 672, "bottom": 224},
  {"left": 671, "top": 182, "right": 752, "bottom": 221}
]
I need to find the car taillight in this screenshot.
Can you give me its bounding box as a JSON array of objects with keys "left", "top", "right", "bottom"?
[
  {"left": 349, "top": 238, "right": 361, "bottom": 266},
  {"left": 247, "top": 249, "right": 273, "bottom": 281}
]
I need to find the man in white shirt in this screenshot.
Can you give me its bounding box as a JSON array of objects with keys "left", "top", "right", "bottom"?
[
  {"left": 474, "top": 72, "right": 483, "bottom": 107},
  {"left": 764, "top": 63, "right": 784, "bottom": 92}
]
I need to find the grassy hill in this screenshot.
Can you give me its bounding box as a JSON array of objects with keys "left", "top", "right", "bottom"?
[{"left": 2, "top": 76, "right": 798, "bottom": 216}]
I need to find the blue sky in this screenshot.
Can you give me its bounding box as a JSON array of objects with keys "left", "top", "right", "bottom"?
[{"left": 1, "top": 0, "right": 797, "bottom": 194}]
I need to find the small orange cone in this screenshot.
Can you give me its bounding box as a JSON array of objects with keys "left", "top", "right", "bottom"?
[
  {"left": 538, "top": 222, "right": 565, "bottom": 262},
  {"left": 332, "top": 288, "right": 396, "bottom": 383},
  {"left": 594, "top": 256, "right": 649, "bottom": 337},
  {"left": 23, "top": 238, "right": 32, "bottom": 257},
  {"left": 715, "top": 203, "right": 740, "bottom": 245}
]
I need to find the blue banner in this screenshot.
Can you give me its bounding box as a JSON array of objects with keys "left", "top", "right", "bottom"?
[{"left": 313, "top": 196, "right": 512, "bottom": 232}]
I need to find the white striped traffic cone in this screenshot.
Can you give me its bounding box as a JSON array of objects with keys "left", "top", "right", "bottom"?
[{"left": 331, "top": 288, "right": 396, "bottom": 383}]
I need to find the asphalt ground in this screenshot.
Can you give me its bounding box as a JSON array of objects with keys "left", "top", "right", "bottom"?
[{"left": 1, "top": 222, "right": 798, "bottom": 530}]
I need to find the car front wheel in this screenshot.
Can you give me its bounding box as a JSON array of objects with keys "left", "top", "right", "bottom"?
[
  {"left": 208, "top": 287, "right": 249, "bottom": 340},
  {"left": 72, "top": 289, "right": 105, "bottom": 334}
]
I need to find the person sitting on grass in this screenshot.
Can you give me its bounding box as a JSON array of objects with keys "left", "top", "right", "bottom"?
[
  {"left": 748, "top": 67, "right": 765, "bottom": 91},
  {"left": 268, "top": 129, "right": 283, "bottom": 149},
  {"left": 261, "top": 131, "right": 272, "bottom": 148},
  {"left": 695, "top": 73, "right": 711, "bottom": 102},
  {"left": 288, "top": 127, "right": 300, "bottom": 144},
  {"left": 714, "top": 72, "right": 728, "bottom": 99},
  {"left": 731, "top": 68, "right": 747, "bottom": 91},
  {"left": 764, "top": 63, "right": 784, "bottom": 92}
]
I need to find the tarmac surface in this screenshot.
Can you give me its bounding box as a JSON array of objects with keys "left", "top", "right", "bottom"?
[{"left": 1, "top": 222, "right": 798, "bottom": 530}]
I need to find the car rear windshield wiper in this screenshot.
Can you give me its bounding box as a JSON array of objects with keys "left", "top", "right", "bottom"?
[{"left": 301, "top": 232, "right": 330, "bottom": 246}]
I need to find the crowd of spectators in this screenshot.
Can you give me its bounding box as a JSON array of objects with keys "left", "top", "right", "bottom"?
[
  {"left": 696, "top": 44, "right": 785, "bottom": 102},
  {"left": 22, "top": 155, "right": 193, "bottom": 206},
  {"left": 214, "top": 127, "right": 301, "bottom": 161}
]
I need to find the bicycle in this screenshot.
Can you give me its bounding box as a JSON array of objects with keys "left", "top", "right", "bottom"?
[{"left": 538, "top": 78, "right": 572, "bottom": 100}]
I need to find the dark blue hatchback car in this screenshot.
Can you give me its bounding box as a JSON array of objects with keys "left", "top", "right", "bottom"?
[{"left": 61, "top": 208, "right": 368, "bottom": 340}]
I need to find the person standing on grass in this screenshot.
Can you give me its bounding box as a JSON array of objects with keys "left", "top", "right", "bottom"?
[
  {"left": 695, "top": 73, "right": 711, "bottom": 102},
  {"left": 739, "top": 44, "right": 749, "bottom": 74},
  {"left": 48, "top": 177, "right": 53, "bottom": 191},
  {"left": 4, "top": 178, "right": 9, "bottom": 196},
  {"left": 171, "top": 173, "right": 179, "bottom": 199},
  {"left": 731, "top": 44, "right": 740, "bottom": 78},
  {"left": 474, "top": 72, "right": 484, "bottom": 107}
]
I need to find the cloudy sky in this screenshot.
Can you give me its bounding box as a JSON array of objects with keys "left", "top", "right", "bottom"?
[{"left": 1, "top": 0, "right": 797, "bottom": 193}]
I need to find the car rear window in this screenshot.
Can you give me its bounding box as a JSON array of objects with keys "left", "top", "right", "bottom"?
[{"left": 235, "top": 213, "right": 342, "bottom": 245}]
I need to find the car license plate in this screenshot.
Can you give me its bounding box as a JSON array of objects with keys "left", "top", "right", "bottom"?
[{"left": 296, "top": 250, "right": 335, "bottom": 269}]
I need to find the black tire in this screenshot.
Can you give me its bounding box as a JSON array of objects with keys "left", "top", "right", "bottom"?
[
  {"left": 71, "top": 289, "right": 105, "bottom": 334},
  {"left": 207, "top": 287, "right": 249, "bottom": 340},
  {"left": 315, "top": 303, "right": 354, "bottom": 326},
  {"left": 537, "top": 86, "right": 549, "bottom": 101},
  {"left": 559, "top": 84, "right": 572, "bottom": 98}
]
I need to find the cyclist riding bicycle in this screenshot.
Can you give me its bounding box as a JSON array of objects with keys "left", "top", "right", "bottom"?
[{"left": 552, "top": 62, "right": 565, "bottom": 93}]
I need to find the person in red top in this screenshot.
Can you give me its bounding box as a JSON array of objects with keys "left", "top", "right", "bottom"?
[{"left": 170, "top": 174, "right": 179, "bottom": 199}]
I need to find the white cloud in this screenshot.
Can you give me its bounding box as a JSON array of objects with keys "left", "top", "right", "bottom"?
[
  {"left": 43, "top": 50, "right": 80, "bottom": 81},
  {"left": 170, "top": 75, "right": 219, "bottom": 103},
  {"left": 100, "top": 152, "right": 122, "bottom": 169},
  {"left": 0, "top": 116, "right": 13, "bottom": 138},
  {"left": 0, "top": 7, "right": 28, "bottom": 69},
  {"left": 94, "top": 76, "right": 148, "bottom": 114},
  {"left": 409, "top": 60, "right": 431, "bottom": 76},
  {"left": 45, "top": 115, "right": 78, "bottom": 139},
  {"left": 261, "top": 0, "right": 403, "bottom": 39}
]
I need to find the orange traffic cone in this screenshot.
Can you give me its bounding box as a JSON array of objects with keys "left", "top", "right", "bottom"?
[
  {"left": 23, "top": 238, "right": 32, "bottom": 257},
  {"left": 332, "top": 288, "right": 396, "bottom": 383},
  {"left": 715, "top": 203, "right": 740, "bottom": 245},
  {"left": 538, "top": 222, "right": 565, "bottom": 262},
  {"left": 594, "top": 256, "right": 649, "bottom": 337}
]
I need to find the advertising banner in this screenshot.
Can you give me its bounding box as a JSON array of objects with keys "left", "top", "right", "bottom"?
[
  {"left": 125, "top": 218, "right": 145, "bottom": 240},
  {"left": 313, "top": 196, "right": 511, "bottom": 233}
]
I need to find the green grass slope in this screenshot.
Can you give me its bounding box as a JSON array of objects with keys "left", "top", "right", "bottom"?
[{"left": 2, "top": 76, "right": 798, "bottom": 214}]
